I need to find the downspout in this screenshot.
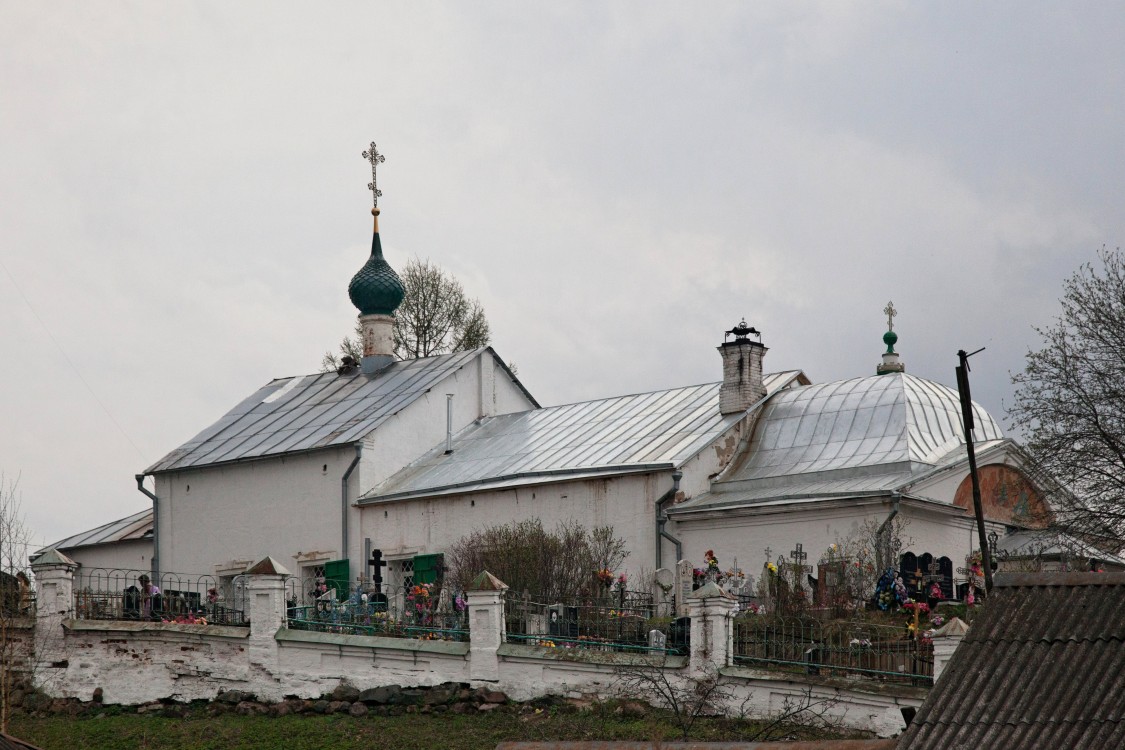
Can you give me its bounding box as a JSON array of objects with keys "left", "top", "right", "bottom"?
[
  {"left": 341, "top": 444, "right": 363, "bottom": 561},
  {"left": 876, "top": 492, "right": 901, "bottom": 572},
  {"left": 655, "top": 470, "right": 684, "bottom": 569},
  {"left": 135, "top": 474, "right": 159, "bottom": 580}
]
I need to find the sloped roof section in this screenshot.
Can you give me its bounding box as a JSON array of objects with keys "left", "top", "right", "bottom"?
[
  {"left": 897, "top": 572, "right": 1125, "bottom": 750},
  {"left": 146, "top": 348, "right": 533, "bottom": 473},
  {"left": 726, "top": 373, "right": 1002, "bottom": 483},
  {"left": 362, "top": 371, "right": 805, "bottom": 503},
  {"left": 34, "top": 507, "right": 153, "bottom": 558}
]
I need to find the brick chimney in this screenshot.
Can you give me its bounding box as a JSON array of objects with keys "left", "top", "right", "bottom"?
[{"left": 718, "top": 319, "right": 768, "bottom": 414}]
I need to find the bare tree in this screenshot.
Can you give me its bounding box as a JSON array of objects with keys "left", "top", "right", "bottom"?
[
  {"left": 0, "top": 474, "right": 33, "bottom": 733},
  {"left": 1009, "top": 247, "right": 1125, "bottom": 551},
  {"left": 614, "top": 662, "right": 732, "bottom": 741},
  {"left": 614, "top": 661, "right": 842, "bottom": 742},
  {"left": 445, "top": 519, "right": 628, "bottom": 603},
  {"left": 322, "top": 257, "right": 491, "bottom": 370}
]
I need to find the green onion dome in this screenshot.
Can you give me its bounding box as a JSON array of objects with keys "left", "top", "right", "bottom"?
[{"left": 348, "top": 208, "right": 405, "bottom": 316}]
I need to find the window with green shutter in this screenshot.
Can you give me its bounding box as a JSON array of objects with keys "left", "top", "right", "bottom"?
[
  {"left": 412, "top": 553, "right": 443, "bottom": 585},
  {"left": 323, "top": 558, "right": 350, "bottom": 601}
]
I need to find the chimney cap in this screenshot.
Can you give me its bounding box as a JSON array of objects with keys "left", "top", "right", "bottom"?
[{"left": 724, "top": 318, "right": 762, "bottom": 343}]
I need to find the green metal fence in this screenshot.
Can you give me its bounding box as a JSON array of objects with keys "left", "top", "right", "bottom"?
[{"left": 733, "top": 615, "right": 933, "bottom": 685}]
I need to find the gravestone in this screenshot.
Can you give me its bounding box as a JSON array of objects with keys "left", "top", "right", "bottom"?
[
  {"left": 654, "top": 568, "right": 675, "bottom": 615},
  {"left": 648, "top": 629, "right": 667, "bottom": 651},
  {"left": 676, "top": 559, "right": 694, "bottom": 617}
]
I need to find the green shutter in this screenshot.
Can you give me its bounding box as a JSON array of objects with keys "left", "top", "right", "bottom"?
[
  {"left": 412, "top": 554, "right": 443, "bottom": 585},
  {"left": 324, "top": 558, "right": 350, "bottom": 601}
]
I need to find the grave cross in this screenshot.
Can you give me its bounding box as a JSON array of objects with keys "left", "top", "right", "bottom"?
[
  {"left": 369, "top": 548, "right": 387, "bottom": 586},
  {"left": 790, "top": 543, "right": 808, "bottom": 566},
  {"left": 911, "top": 566, "right": 925, "bottom": 594},
  {"left": 763, "top": 547, "right": 773, "bottom": 565},
  {"left": 925, "top": 559, "right": 944, "bottom": 585}
]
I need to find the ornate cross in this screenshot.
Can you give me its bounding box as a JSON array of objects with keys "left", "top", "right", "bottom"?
[
  {"left": 790, "top": 543, "right": 807, "bottom": 567},
  {"left": 884, "top": 301, "right": 897, "bottom": 332},
  {"left": 926, "top": 559, "right": 944, "bottom": 585},
  {"left": 362, "top": 142, "right": 386, "bottom": 207},
  {"left": 763, "top": 546, "right": 772, "bottom": 564}
]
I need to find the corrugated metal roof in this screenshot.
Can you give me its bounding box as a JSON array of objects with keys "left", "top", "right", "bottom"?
[
  {"left": 727, "top": 373, "right": 1002, "bottom": 484},
  {"left": 897, "top": 572, "right": 1125, "bottom": 750},
  {"left": 146, "top": 348, "right": 532, "bottom": 473},
  {"left": 34, "top": 507, "right": 153, "bottom": 556},
  {"left": 362, "top": 371, "right": 805, "bottom": 502}
]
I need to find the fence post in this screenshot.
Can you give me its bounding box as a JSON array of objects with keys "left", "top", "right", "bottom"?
[
  {"left": 686, "top": 581, "right": 738, "bottom": 674},
  {"left": 244, "top": 556, "right": 290, "bottom": 681},
  {"left": 29, "top": 549, "right": 78, "bottom": 682},
  {"left": 466, "top": 571, "right": 508, "bottom": 682},
  {"left": 930, "top": 616, "right": 968, "bottom": 683}
]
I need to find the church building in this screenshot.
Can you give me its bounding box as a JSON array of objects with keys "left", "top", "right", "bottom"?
[{"left": 41, "top": 146, "right": 1103, "bottom": 606}]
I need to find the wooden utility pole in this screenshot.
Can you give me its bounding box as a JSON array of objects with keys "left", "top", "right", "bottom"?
[{"left": 956, "top": 348, "right": 994, "bottom": 593}]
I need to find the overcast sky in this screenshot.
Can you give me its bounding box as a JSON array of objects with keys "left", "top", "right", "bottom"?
[{"left": 2, "top": 3, "right": 1122, "bottom": 550}]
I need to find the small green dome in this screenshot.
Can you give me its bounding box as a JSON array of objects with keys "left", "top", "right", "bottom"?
[
  {"left": 348, "top": 230, "right": 405, "bottom": 316},
  {"left": 883, "top": 329, "right": 898, "bottom": 354}
]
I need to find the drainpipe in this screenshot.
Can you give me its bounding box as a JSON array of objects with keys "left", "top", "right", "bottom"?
[
  {"left": 876, "top": 492, "right": 901, "bottom": 572},
  {"left": 655, "top": 470, "right": 684, "bottom": 569},
  {"left": 341, "top": 444, "right": 363, "bottom": 561},
  {"left": 135, "top": 474, "right": 159, "bottom": 580}
]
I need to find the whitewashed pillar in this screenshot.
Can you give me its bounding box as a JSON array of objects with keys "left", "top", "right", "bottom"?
[
  {"left": 686, "top": 581, "right": 739, "bottom": 674},
  {"left": 244, "top": 557, "right": 290, "bottom": 678},
  {"left": 931, "top": 616, "right": 969, "bottom": 683},
  {"left": 30, "top": 549, "right": 78, "bottom": 682},
  {"left": 466, "top": 571, "right": 508, "bottom": 682}
]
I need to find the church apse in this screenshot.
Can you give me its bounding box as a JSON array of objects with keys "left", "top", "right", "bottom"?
[{"left": 953, "top": 465, "right": 1050, "bottom": 528}]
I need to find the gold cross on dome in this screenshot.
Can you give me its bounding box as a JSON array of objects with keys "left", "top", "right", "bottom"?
[
  {"left": 362, "top": 142, "right": 386, "bottom": 207},
  {"left": 884, "top": 301, "right": 897, "bottom": 332}
]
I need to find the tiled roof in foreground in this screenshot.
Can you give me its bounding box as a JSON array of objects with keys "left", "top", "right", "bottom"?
[{"left": 898, "top": 572, "right": 1125, "bottom": 749}]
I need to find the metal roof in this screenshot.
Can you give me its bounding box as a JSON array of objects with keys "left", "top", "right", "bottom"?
[
  {"left": 897, "top": 572, "right": 1125, "bottom": 749},
  {"left": 726, "top": 373, "right": 1002, "bottom": 483},
  {"left": 672, "top": 374, "right": 1004, "bottom": 512},
  {"left": 362, "top": 371, "right": 805, "bottom": 502},
  {"left": 145, "top": 348, "right": 533, "bottom": 473},
  {"left": 34, "top": 507, "right": 153, "bottom": 557}
]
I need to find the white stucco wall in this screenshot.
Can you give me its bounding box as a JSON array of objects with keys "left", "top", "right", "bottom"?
[
  {"left": 356, "top": 413, "right": 752, "bottom": 580},
  {"left": 62, "top": 540, "right": 153, "bottom": 574},
  {"left": 153, "top": 352, "right": 536, "bottom": 578},
  {"left": 360, "top": 472, "right": 668, "bottom": 580}
]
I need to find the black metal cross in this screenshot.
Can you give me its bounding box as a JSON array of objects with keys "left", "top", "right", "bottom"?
[
  {"left": 790, "top": 543, "right": 807, "bottom": 567},
  {"left": 763, "top": 546, "right": 773, "bottom": 564},
  {"left": 362, "top": 142, "right": 386, "bottom": 207}
]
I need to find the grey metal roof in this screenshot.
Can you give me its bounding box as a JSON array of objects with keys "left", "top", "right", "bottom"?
[
  {"left": 726, "top": 373, "right": 1002, "bottom": 483},
  {"left": 362, "top": 371, "right": 805, "bottom": 502},
  {"left": 897, "top": 572, "right": 1125, "bottom": 750},
  {"left": 34, "top": 507, "right": 153, "bottom": 558},
  {"left": 145, "top": 348, "right": 533, "bottom": 473},
  {"left": 672, "top": 374, "right": 1004, "bottom": 512}
]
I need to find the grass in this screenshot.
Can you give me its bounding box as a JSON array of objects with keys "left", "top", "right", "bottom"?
[{"left": 10, "top": 702, "right": 860, "bottom": 750}]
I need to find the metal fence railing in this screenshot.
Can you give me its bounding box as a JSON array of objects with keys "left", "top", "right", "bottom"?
[
  {"left": 504, "top": 590, "right": 684, "bottom": 654},
  {"left": 72, "top": 568, "right": 249, "bottom": 626},
  {"left": 733, "top": 616, "right": 933, "bottom": 685},
  {"left": 285, "top": 581, "right": 468, "bottom": 642}
]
